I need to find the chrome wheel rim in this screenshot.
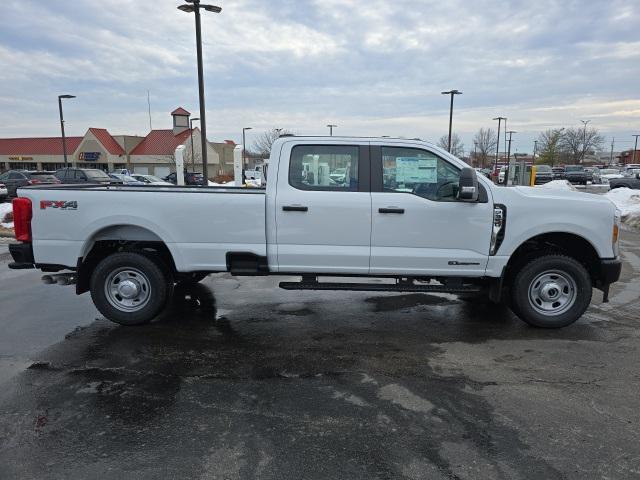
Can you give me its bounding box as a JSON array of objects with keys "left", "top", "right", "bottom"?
[
  {"left": 104, "top": 267, "right": 151, "bottom": 312},
  {"left": 528, "top": 270, "right": 577, "bottom": 316}
]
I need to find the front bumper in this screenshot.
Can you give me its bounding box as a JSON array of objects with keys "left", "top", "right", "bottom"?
[
  {"left": 8, "top": 242, "right": 34, "bottom": 269},
  {"left": 599, "top": 258, "right": 622, "bottom": 285}
]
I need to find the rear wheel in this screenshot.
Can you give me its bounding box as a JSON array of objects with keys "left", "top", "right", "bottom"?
[
  {"left": 510, "top": 255, "right": 592, "bottom": 328},
  {"left": 90, "top": 252, "right": 172, "bottom": 325}
]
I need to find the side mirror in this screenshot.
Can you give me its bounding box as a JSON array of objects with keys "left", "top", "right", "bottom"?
[{"left": 458, "top": 167, "right": 479, "bottom": 202}]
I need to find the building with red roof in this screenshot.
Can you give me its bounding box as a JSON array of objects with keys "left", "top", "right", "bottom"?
[{"left": 0, "top": 108, "right": 236, "bottom": 178}]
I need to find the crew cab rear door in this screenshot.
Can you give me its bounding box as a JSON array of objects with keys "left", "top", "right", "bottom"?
[
  {"left": 274, "top": 141, "right": 371, "bottom": 274},
  {"left": 369, "top": 142, "right": 493, "bottom": 276}
]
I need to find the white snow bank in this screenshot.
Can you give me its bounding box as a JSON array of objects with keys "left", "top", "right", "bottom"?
[
  {"left": 0, "top": 202, "right": 13, "bottom": 229},
  {"left": 538, "top": 180, "right": 577, "bottom": 191},
  {"left": 605, "top": 188, "right": 640, "bottom": 229}
]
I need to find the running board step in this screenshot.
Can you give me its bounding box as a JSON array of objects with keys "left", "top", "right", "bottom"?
[{"left": 279, "top": 281, "right": 481, "bottom": 293}]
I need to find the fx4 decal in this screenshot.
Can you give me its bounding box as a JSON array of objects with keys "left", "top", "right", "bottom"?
[{"left": 40, "top": 200, "right": 78, "bottom": 210}]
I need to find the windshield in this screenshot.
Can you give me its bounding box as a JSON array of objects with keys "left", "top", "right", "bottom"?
[
  {"left": 86, "top": 170, "right": 110, "bottom": 179},
  {"left": 145, "top": 175, "right": 164, "bottom": 182},
  {"left": 536, "top": 165, "right": 552, "bottom": 172},
  {"left": 565, "top": 166, "right": 584, "bottom": 172},
  {"left": 601, "top": 169, "right": 619, "bottom": 175}
]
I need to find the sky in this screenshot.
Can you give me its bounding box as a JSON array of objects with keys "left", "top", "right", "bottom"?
[{"left": 0, "top": 0, "right": 638, "bottom": 154}]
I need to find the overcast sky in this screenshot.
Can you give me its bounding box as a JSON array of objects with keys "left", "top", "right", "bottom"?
[{"left": 0, "top": 0, "right": 638, "bottom": 154}]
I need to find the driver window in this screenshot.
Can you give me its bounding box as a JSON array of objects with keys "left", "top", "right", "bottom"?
[{"left": 382, "top": 147, "right": 460, "bottom": 201}]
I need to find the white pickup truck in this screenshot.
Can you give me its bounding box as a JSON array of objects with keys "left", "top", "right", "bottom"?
[{"left": 9, "top": 136, "right": 621, "bottom": 328}]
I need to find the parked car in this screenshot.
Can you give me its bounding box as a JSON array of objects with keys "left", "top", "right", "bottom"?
[
  {"left": 584, "top": 167, "right": 601, "bottom": 184},
  {"left": 599, "top": 168, "right": 624, "bottom": 184},
  {"left": 534, "top": 165, "right": 553, "bottom": 185},
  {"left": 55, "top": 168, "right": 121, "bottom": 185},
  {"left": 564, "top": 165, "right": 590, "bottom": 185},
  {"left": 164, "top": 171, "right": 205, "bottom": 185},
  {"left": 9, "top": 136, "right": 621, "bottom": 330},
  {"left": 609, "top": 172, "right": 640, "bottom": 190},
  {"left": 0, "top": 170, "right": 60, "bottom": 197},
  {"left": 552, "top": 167, "right": 565, "bottom": 180},
  {"left": 108, "top": 173, "right": 146, "bottom": 186},
  {"left": 498, "top": 166, "right": 508, "bottom": 184},
  {"left": 130, "top": 174, "right": 174, "bottom": 186},
  {"left": 0, "top": 182, "right": 7, "bottom": 201}
]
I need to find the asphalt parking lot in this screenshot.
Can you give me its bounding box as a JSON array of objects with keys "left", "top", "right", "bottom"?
[{"left": 1, "top": 230, "right": 640, "bottom": 479}]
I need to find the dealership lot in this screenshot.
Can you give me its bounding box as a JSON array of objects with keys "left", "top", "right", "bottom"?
[{"left": 0, "top": 228, "right": 639, "bottom": 479}]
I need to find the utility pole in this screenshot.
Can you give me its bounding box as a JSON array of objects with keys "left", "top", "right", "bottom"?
[
  {"left": 441, "top": 90, "right": 462, "bottom": 152},
  {"left": 610, "top": 138, "right": 615, "bottom": 166},
  {"left": 473, "top": 142, "right": 478, "bottom": 166},
  {"left": 632, "top": 134, "right": 640, "bottom": 165},
  {"left": 327, "top": 124, "right": 337, "bottom": 136},
  {"left": 506, "top": 131, "right": 516, "bottom": 185},
  {"left": 493, "top": 117, "right": 506, "bottom": 172},
  {"left": 580, "top": 119, "right": 591, "bottom": 164}
]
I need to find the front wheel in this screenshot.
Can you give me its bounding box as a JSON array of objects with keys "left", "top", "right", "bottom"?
[
  {"left": 90, "top": 252, "right": 172, "bottom": 325},
  {"left": 510, "top": 255, "right": 592, "bottom": 328}
]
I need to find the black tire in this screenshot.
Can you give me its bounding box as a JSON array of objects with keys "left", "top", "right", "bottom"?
[
  {"left": 90, "top": 252, "right": 172, "bottom": 326},
  {"left": 510, "top": 254, "right": 592, "bottom": 328}
]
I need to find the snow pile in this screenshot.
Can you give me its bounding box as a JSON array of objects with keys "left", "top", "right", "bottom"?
[
  {"left": 538, "top": 180, "right": 577, "bottom": 191},
  {"left": 605, "top": 188, "right": 640, "bottom": 229},
  {"left": 0, "top": 202, "right": 13, "bottom": 229}
]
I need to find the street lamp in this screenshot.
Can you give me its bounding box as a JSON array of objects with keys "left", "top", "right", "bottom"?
[
  {"left": 189, "top": 117, "right": 200, "bottom": 170},
  {"left": 327, "top": 124, "right": 337, "bottom": 136},
  {"left": 441, "top": 90, "right": 462, "bottom": 152},
  {"left": 493, "top": 116, "right": 506, "bottom": 171},
  {"left": 533, "top": 140, "right": 538, "bottom": 165},
  {"left": 242, "top": 127, "right": 252, "bottom": 168},
  {"left": 178, "top": 0, "right": 222, "bottom": 184},
  {"left": 580, "top": 120, "right": 591, "bottom": 164},
  {"left": 58, "top": 94, "right": 76, "bottom": 168}
]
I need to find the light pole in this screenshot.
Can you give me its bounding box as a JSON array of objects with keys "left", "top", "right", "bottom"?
[
  {"left": 473, "top": 141, "right": 478, "bottom": 166},
  {"left": 632, "top": 134, "right": 640, "bottom": 165},
  {"left": 242, "top": 127, "right": 252, "bottom": 168},
  {"left": 178, "top": 0, "right": 222, "bottom": 185},
  {"left": 580, "top": 119, "right": 591, "bottom": 163},
  {"left": 441, "top": 90, "right": 462, "bottom": 152},
  {"left": 327, "top": 124, "right": 337, "bottom": 136},
  {"left": 58, "top": 94, "right": 76, "bottom": 168},
  {"left": 493, "top": 116, "right": 506, "bottom": 172},
  {"left": 533, "top": 140, "right": 538, "bottom": 165},
  {"left": 189, "top": 117, "right": 200, "bottom": 170}
]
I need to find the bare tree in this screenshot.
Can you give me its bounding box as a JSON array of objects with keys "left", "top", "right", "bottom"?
[
  {"left": 437, "top": 133, "right": 464, "bottom": 158},
  {"left": 560, "top": 127, "right": 604, "bottom": 164},
  {"left": 252, "top": 128, "right": 294, "bottom": 157},
  {"left": 472, "top": 128, "right": 498, "bottom": 167},
  {"left": 536, "top": 129, "right": 566, "bottom": 166}
]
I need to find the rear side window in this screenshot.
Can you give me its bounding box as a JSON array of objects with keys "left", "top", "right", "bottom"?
[
  {"left": 289, "top": 145, "right": 359, "bottom": 191},
  {"left": 9, "top": 172, "right": 24, "bottom": 180},
  {"left": 85, "top": 169, "right": 110, "bottom": 179}
]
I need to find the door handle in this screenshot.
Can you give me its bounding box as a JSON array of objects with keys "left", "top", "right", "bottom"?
[
  {"left": 379, "top": 207, "right": 405, "bottom": 214},
  {"left": 282, "top": 205, "right": 308, "bottom": 212}
]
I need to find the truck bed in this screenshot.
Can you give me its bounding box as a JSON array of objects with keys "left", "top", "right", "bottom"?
[{"left": 17, "top": 184, "right": 267, "bottom": 271}]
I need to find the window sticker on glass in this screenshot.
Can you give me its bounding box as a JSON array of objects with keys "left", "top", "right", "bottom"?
[{"left": 395, "top": 157, "right": 438, "bottom": 184}]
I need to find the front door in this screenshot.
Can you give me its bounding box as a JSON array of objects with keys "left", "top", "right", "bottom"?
[
  {"left": 274, "top": 142, "right": 372, "bottom": 274},
  {"left": 369, "top": 144, "right": 493, "bottom": 276}
]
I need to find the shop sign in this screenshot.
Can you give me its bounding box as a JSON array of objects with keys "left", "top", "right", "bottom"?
[{"left": 79, "top": 152, "right": 101, "bottom": 161}]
